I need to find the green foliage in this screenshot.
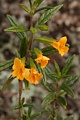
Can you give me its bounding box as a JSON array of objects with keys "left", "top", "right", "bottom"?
[
  {"left": 60, "top": 84, "right": 74, "bottom": 98},
  {"left": 35, "top": 4, "right": 63, "bottom": 27},
  {"left": 0, "top": 59, "right": 13, "bottom": 72},
  {"left": 2, "top": 76, "right": 14, "bottom": 92},
  {"left": 38, "top": 24, "right": 49, "bottom": 31},
  {"left": 7, "top": 15, "right": 26, "bottom": 40},
  {"left": 4, "top": 26, "right": 27, "bottom": 32},
  {"left": 30, "top": 27, "right": 37, "bottom": 34},
  {"left": 57, "top": 96, "right": 67, "bottom": 109},
  {"left": 20, "top": 4, "right": 30, "bottom": 13},
  {"left": 61, "top": 55, "right": 75, "bottom": 77},
  {"left": 42, "top": 92, "right": 55, "bottom": 105},
  {"left": 34, "top": 37, "right": 54, "bottom": 44}
]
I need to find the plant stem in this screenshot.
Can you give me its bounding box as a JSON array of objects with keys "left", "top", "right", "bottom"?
[
  {"left": 53, "top": 83, "right": 59, "bottom": 120},
  {"left": 18, "top": 80, "right": 23, "bottom": 118}
]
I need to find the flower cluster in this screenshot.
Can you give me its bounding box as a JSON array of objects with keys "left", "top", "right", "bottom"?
[
  {"left": 12, "top": 54, "right": 49, "bottom": 84},
  {"left": 51, "top": 36, "right": 69, "bottom": 56}
]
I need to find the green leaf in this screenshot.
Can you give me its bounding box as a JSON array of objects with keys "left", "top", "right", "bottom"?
[
  {"left": 30, "top": 110, "right": 48, "bottom": 119},
  {"left": 42, "top": 82, "right": 54, "bottom": 92},
  {"left": 7, "top": 15, "right": 26, "bottom": 39},
  {"left": 29, "top": 0, "right": 32, "bottom": 8},
  {"left": 30, "top": 27, "right": 37, "bottom": 34},
  {"left": 20, "top": 36, "right": 29, "bottom": 58},
  {"left": 4, "top": 26, "right": 27, "bottom": 32},
  {"left": 54, "top": 60, "right": 61, "bottom": 77},
  {"left": 34, "top": 48, "right": 42, "bottom": 55},
  {"left": 42, "top": 92, "right": 55, "bottom": 105},
  {"left": 38, "top": 24, "right": 49, "bottom": 31},
  {"left": 35, "top": 4, "right": 63, "bottom": 27},
  {"left": 36, "top": 63, "right": 46, "bottom": 83},
  {"left": 61, "top": 55, "right": 74, "bottom": 76},
  {"left": 2, "top": 76, "right": 14, "bottom": 92},
  {"left": 23, "top": 79, "right": 30, "bottom": 90},
  {"left": 41, "top": 46, "right": 57, "bottom": 56},
  {"left": 0, "top": 59, "right": 14, "bottom": 72},
  {"left": 33, "top": 0, "right": 43, "bottom": 9},
  {"left": 23, "top": 104, "right": 34, "bottom": 108},
  {"left": 34, "top": 37, "right": 54, "bottom": 44},
  {"left": 57, "top": 96, "right": 67, "bottom": 109},
  {"left": 60, "top": 84, "right": 74, "bottom": 98},
  {"left": 35, "top": 6, "right": 54, "bottom": 13},
  {"left": 30, "top": 58, "right": 36, "bottom": 68},
  {"left": 20, "top": 4, "right": 30, "bottom": 13},
  {"left": 63, "top": 75, "right": 79, "bottom": 86}
]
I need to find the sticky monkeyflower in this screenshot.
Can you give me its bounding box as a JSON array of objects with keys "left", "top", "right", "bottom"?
[
  {"left": 51, "top": 36, "right": 69, "bottom": 56},
  {"left": 12, "top": 58, "right": 25, "bottom": 80},
  {"left": 23, "top": 68, "right": 43, "bottom": 84},
  {"left": 35, "top": 54, "right": 50, "bottom": 68}
]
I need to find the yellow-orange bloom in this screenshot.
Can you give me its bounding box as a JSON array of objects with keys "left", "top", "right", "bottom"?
[
  {"left": 12, "top": 58, "right": 25, "bottom": 80},
  {"left": 35, "top": 54, "right": 50, "bottom": 68},
  {"left": 51, "top": 36, "right": 69, "bottom": 56},
  {"left": 23, "top": 68, "right": 43, "bottom": 84}
]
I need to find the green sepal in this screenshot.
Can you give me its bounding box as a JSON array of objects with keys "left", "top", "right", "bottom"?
[
  {"left": 38, "top": 24, "right": 49, "bottom": 31},
  {"left": 42, "top": 92, "right": 55, "bottom": 105},
  {"left": 63, "top": 75, "right": 79, "bottom": 86},
  {"left": 34, "top": 37, "right": 54, "bottom": 44},
  {"left": 61, "top": 55, "right": 74, "bottom": 77},
  {"left": 34, "top": 48, "right": 42, "bottom": 55},
  {"left": 20, "top": 35, "right": 29, "bottom": 58},
  {"left": 4, "top": 26, "right": 27, "bottom": 32},
  {"left": 20, "top": 4, "right": 30, "bottom": 13},
  {"left": 60, "top": 84, "right": 74, "bottom": 98},
  {"left": 0, "top": 59, "right": 14, "bottom": 72},
  {"left": 54, "top": 60, "right": 61, "bottom": 77},
  {"left": 23, "top": 79, "right": 30, "bottom": 90},
  {"left": 57, "top": 96, "right": 67, "bottom": 109},
  {"left": 30, "top": 27, "right": 37, "bottom": 34},
  {"left": 41, "top": 46, "right": 57, "bottom": 56},
  {"left": 35, "top": 4, "right": 63, "bottom": 27},
  {"left": 7, "top": 14, "right": 26, "bottom": 40},
  {"left": 2, "top": 76, "right": 14, "bottom": 92}
]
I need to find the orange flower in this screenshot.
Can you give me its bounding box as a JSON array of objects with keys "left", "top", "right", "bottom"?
[
  {"left": 51, "top": 36, "right": 69, "bottom": 56},
  {"left": 35, "top": 54, "right": 50, "bottom": 68},
  {"left": 12, "top": 58, "right": 25, "bottom": 80},
  {"left": 24, "top": 68, "right": 43, "bottom": 84}
]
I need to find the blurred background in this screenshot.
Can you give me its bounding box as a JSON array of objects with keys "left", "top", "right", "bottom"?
[{"left": 0, "top": 0, "right": 80, "bottom": 119}]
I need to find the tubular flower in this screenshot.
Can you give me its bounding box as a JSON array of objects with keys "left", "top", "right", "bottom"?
[
  {"left": 12, "top": 58, "right": 25, "bottom": 80},
  {"left": 35, "top": 54, "right": 50, "bottom": 68},
  {"left": 51, "top": 36, "right": 69, "bottom": 56},
  {"left": 23, "top": 68, "right": 43, "bottom": 84}
]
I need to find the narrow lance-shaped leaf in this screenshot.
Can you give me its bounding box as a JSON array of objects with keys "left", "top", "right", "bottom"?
[
  {"left": 20, "top": 4, "right": 30, "bottom": 13},
  {"left": 60, "top": 84, "right": 74, "bottom": 98},
  {"left": 4, "top": 26, "right": 27, "bottom": 32},
  {"left": 7, "top": 15, "right": 26, "bottom": 39},
  {"left": 57, "top": 96, "right": 67, "bottom": 109},
  {"left": 61, "top": 55, "right": 75, "bottom": 76},
  {"left": 33, "top": 0, "right": 43, "bottom": 9},
  {"left": 0, "top": 59, "right": 14, "bottom": 72},
  {"left": 41, "top": 46, "right": 57, "bottom": 56},
  {"left": 34, "top": 37, "right": 54, "bottom": 44},
  {"left": 42, "top": 92, "right": 55, "bottom": 105},
  {"left": 0, "top": 59, "right": 13, "bottom": 67},
  {"left": 63, "top": 75, "right": 79, "bottom": 86},
  {"left": 35, "top": 4, "right": 63, "bottom": 27},
  {"left": 54, "top": 60, "right": 61, "bottom": 77},
  {"left": 2, "top": 76, "right": 14, "bottom": 92}
]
